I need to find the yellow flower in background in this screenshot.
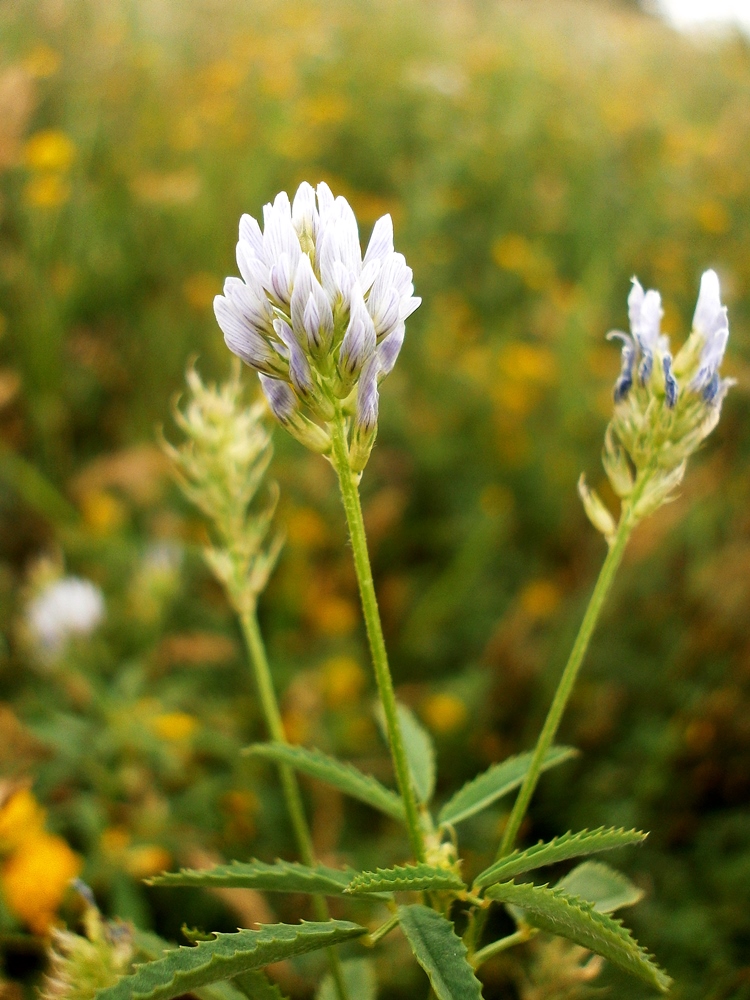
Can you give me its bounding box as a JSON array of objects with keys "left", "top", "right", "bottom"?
[
  {"left": 80, "top": 490, "right": 128, "bottom": 536},
  {"left": 22, "top": 44, "right": 60, "bottom": 79},
  {"left": 2, "top": 832, "right": 81, "bottom": 934},
  {"left": 321, "top": 656, "right": 366, "bottom": 708},
  {"left": 23, "top": 174, "right": 70, "bottom": 209},
  {"left": 150, "top": 711, "right": 198, "bottom": 741},
  {"left": 520, "top": 578, "right": 562, "bottom": 620},
  {"left": 124, "top": 844, "right": 172, "bottom": 879},
  {"left": 24, "top": 130, "right": 75, "bottom": 172},
  {"left": 0, "top": 788, "right": 45, "bottom": 850},
  {"left": 422, "top": 693, "right": 468, "bottom": 735}
]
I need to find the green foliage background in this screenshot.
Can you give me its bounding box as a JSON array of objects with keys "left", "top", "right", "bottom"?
[{"left": 0, "top": 0, "right": 749, "bottom": 996}]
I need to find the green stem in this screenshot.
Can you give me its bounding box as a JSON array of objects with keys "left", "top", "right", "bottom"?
[
  {"left": 471, "top": 928, "right": 535, "bottom": 969},
  {"left": 240, "top": 609, "right": 350, "bottom": 1000},
  {"left": 328, "top": 409, "right": 426, "bottom": 862},
  {"left": 496, "top": 515, "right": 633, "bottom": 860}
]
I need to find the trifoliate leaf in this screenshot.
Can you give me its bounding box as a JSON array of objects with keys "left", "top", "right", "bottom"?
[
  {"left": 556, "top": 860, "right": 644, "bottom": 913},
  {"left": 244, "top": 742, "right": 404, "bottom": 821},
  {"left": 398, "top": 905, "right": 483, "bottom": 1000},
  {"left": 438, "top": 746, "right": 577, "bottom": 827},
  {"left": 474, "top": 827, "right": 646, "bottom": 889},
  {"left": 484, "top": 882, "right": 670, "bottom": 992},
  {"left": 94, "top": 921, "right": 367, "bottom": 1000},
  {"left": 149, "top": 860, "right": 353, "bottom": 896},
  {"left": 346, "top": 863, "right": 465, "bottom": 895}
]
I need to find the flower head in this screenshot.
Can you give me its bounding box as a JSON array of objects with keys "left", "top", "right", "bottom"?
[
  {"left": 582, "top": 270, "right": 733, "bottom": 540},
  {"left": 214, "top": 182, "right": 420, "bottom": 467}
]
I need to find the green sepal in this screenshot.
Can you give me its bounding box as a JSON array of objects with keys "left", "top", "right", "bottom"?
[
  {"left": 149, "top": 859, "right": 353, "bottom": 895},
  {"left": 556, "top": 860, "right": 644, "bottom": 913},
  {"left": 438, "top": 746, "right": 577, "bottom": 827},
  {"left": 398, "top": 905, "right": 483, "bottom": 1000},
  {"left": 346, "top": 863, "right": 465, "bottom": 895},
  {"left": 473, "top": 827, "right": 646, "bottom": 889},
  {"left": 93, "top": 921, "right": 367, "bottom": 1000},
  {"left": 484, "top": 881, "right": 671, "bottom": 993},
  {"left": 244, "top": 742, "right": 405, "bottom": 821}
]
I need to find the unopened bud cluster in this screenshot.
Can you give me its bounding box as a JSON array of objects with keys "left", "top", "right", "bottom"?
[
  {"left": 214, "top": 182, "right": 420, "bottom": 473},
  {"left": 162, "top": 364, "right": 282, "bottom": 612},
  {"left": 580, "top": 270, "right": 733, "bottom": 542}
]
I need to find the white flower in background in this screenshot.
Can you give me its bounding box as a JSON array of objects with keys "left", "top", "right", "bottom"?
[
  {"left": 27, "top": 576, "right": 105, "bottom": 654},
  {"left": 214, "top": 182, "right": 420, "bottom": 469},
  {"left": 581, "top": 270, "right": 734, "bottom": 540}
]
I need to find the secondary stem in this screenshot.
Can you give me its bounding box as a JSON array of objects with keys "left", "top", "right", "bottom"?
[
  {"left": 328, "top": 409, "right": 426, "bottom": 862},
  {"left": 496, "top": 515, "right": 633, "bottom": 860},
  {"left": 240, "top": 609, "right": 350, "bottom": 1000},
  {"left": 471, "top": 928, "right": 535, "bottom": 969}
]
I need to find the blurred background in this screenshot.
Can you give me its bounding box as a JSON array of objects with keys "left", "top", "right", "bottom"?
[{"left": 0, "top": 0, "right": 748, "bottom": 997}]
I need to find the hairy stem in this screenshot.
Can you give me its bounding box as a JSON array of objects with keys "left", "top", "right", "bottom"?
[
  {"left": 240, "top": 609, "right": 350, "bottom": 1000},
  {"left": 329, "top": 409, "right": 426, "bottom": 861},
  {"left": 496, "top": 516, "right": 632, "bottom": 858}
]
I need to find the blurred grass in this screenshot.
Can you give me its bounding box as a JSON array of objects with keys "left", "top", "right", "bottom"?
[{"left": 0, "top": 0, "right": 749, "bottom": 996}]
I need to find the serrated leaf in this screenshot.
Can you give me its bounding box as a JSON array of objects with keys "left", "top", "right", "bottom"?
[
  {"left": 245, "top": 743, "right": 404, "bottom": 822},
  {"left": 149, "top": 859, "right": 353, "bottom": 895},
  {"left": 557, "top": 860, "right": 644, "bottom": 913},
  {"left": 131, "top": 932, "right": 277, "bottom": 1000},
  {"left": 474, "top": 827, "right": 646, "bottom": 889},
  {"left": 232, "top": 970, "right": 288, "bottom": 1000},
  {"left": 346, "top": 863, "right": 466, "bottom": 895},
  {"left": 438, "top": 746, "right": 577, "bottom": 827},
  {"left": 398, "top": 905, "right": 483, "bottom": 1000},
  {"left": 484, "top": 882, "right": 671, "bottom": 992},
  {"left": 316, "top": 958, "right": 376, "bottom": 1000},
  {"left": 94, "top": 921, "right": 367, "bottom": 1000}
]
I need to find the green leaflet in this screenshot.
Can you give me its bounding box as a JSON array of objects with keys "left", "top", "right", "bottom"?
[
  {"left": 244, "top": 743, "right": 405, "bottom": 822},
  {"left": 398, "top": 905, "right": 483, "bottom": 1000},
  {"left": 93, "top": 921, "right": 367, "bottom": 1000},
  {"left": 557, "top": 860, "right": 644, "bottom": 913},
  {"left": 232, "top": 971, "right": 289, "bottom": 1000},
  {"left": 346, "top": 863, "right": 466, "bottom": 895},
  {"left": 473, "top": 827, "right": 646, "bottom": 889},
  {"left": 149, "top": 859, "right": 353, "bottom": 895},
  {"left": 316, "top": 958, "right": 376, "bottom": 1000},
  {"left": 395, "top": 703, "right": 436, "bottom": 804},
  {"left": 484, "top": 882, "right": 671, "bottom": 993},
  {"left": 438, "top": 746, "right": 577, "bottom": 826}
]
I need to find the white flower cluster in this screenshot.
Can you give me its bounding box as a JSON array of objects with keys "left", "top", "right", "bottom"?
[
  {"left": 214, "top": 182, "right": 420, "bottom": 469},
  {"left": 27, "top": 576, "right": 105, "bottom": 655},
  {"left": 580, "top": 270, "right": 733, "bottom": 541}
]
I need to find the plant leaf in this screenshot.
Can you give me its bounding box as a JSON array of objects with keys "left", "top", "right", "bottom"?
[
  {"left": 149, "top": 859, "right": 353, "bottom": 895},
  {"left": 232, "top": 971, "right": 289, "bottom": 1000},
  {"left": 244, "top": 743, "right": 404, "bottom": 822},
  {"left": 346, "top": 863, "right": 466, "bottom": 895},
  {"left": 556, "top": 860, "right": 644, "bottom": 913},
  {"left": 378, "top": 702, "right": 435, "bottom": 804},
  {"left": 94, "top": 921, "right": 367, "bottom": 1000},
  {"left": 484, "top": 882, "right": 671, "bottom": 992},
  {"left": 474, "top": 827, "right": 646, "bottom": 889},
  {"left": 316, "top": 958, "right": 376, "bottom": 1000},
  {"left": 438, "top": 746, "right": 577, "bottom": 826},
  {"left": 398, "top": 905, "right": 483, "bottom": 1000}
]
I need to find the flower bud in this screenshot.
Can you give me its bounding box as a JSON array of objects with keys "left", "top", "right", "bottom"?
[{"left": 578, "top": 475, "right": 617, "bottom": 542}]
